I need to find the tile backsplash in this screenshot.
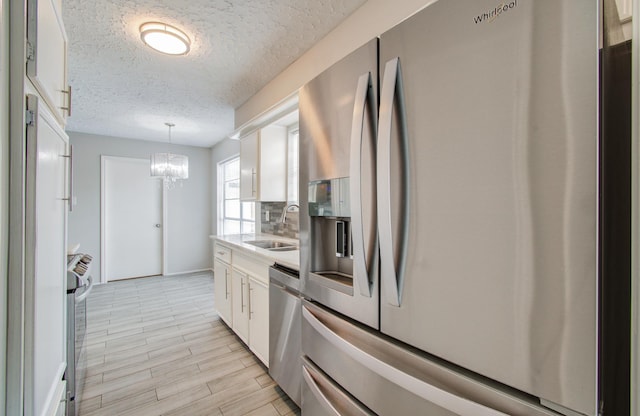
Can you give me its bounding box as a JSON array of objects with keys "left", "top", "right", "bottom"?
[{"left": 260, "top": 202, "right": 299, "bottom": 239}]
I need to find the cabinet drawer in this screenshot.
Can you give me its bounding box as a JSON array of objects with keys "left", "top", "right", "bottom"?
[
  {"left": 214, "top": 243, "right": 232, "bottom": 264},
  {"left": 233, "top": 251, "right": 269, "bottom": 284}
]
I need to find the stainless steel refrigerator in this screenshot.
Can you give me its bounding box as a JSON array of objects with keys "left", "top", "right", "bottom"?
[{"left": 299, "top": 0, "right": 601, "bottom": 415}]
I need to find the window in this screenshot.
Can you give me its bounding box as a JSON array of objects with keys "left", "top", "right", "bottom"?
[
  {"left": 287, "top": 125, "right": 299, "bottom": 204},
  {"left": 218, "top": 156, "right": 255, "bottom": 235}
]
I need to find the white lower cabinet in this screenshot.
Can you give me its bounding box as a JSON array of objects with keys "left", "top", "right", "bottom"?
[
  {"left": 231, "top": 266, "right": 270, "bottom": 366},
  {"left": 213, "top": 258, "right": 232, "bottom": 327},
  {"left": 231, "top": 268, "right": 250, "bottom": 343},
  {"left": 248, "top": 277, "right": 269, "bottom": 364},
  {"left": 213, "top": 242, "right": 271, "bottom": 367}
]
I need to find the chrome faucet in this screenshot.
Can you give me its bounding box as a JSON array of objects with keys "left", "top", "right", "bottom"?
[{"left": 280, "top": 204, "right": 300, "bottom": 223}]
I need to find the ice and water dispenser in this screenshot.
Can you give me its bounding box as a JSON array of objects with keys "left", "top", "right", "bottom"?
[{"left": 307, "top": 177, "right": 354, "bottom": 293}]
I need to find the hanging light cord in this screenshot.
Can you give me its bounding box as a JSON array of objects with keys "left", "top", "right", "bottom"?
[{"left": 165, "top": 122, "right": 175, "bottom": 147}]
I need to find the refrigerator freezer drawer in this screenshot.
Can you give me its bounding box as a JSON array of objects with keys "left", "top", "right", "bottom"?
[
  {"left": 302, "top": 301, "right": 561, "bottom": 416},
  {"left": 302, "top": 357, "right": 374, "bottom": 416}
]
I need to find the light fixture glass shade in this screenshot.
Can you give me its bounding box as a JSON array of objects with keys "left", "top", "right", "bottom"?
[
  {"left": 150, "top": 152, "right": 189, "bottom": 187},
  {"left": 140, "top": 22, "right": 190, "bottom": 55}
]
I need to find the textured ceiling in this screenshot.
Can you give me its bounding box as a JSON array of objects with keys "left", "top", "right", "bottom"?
[{"left": 62, "top": 0, "right": 366, "bottom": 147}]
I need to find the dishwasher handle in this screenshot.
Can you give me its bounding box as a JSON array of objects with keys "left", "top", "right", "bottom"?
[
  {"left": 269, "top": 264, "right": 300, "bottom": 292},
  {"left": 270, "top": 281, "right": 300, "bottom": 298}
]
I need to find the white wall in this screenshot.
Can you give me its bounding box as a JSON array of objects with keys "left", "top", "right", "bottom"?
[
  {"left": 235, "top": 0, "right": 435, "bottom": 127},
  {"left": 68, "top": 132, "right": 212, "bottom": 281},
  {"left": 209, "top": 138, "right": 240, "bottom": 238}
]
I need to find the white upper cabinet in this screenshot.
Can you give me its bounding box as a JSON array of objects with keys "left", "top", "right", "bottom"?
[
  {"left": 240, "top": 125, "right": 287, "bottom": 201},
  {"left": 27, "top": 0, "right": 70, "bottom": 125},
  {"left": 240, "top": 131, "right": 259, "bottom": 200},
  {"left": 259, "top": 125, "right": 287, "bottom": 201}
]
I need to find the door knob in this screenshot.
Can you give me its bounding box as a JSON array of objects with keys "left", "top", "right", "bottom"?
[{"left": 154, "top": 224, "right": 162, "bottom": 228}]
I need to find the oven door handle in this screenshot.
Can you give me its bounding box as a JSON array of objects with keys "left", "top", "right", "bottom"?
[
  {"left": 78, "top": 273, "right": 90, "bottom": 286},
  {"left": 75, "top": 275, "right": 94, "bottom": 303}
]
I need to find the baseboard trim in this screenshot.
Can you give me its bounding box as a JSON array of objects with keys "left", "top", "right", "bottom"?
[{"left": 163, "top": 268, "right": 213, "bottom": 277}]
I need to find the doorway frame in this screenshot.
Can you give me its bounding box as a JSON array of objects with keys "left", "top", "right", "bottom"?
[
  {"left": 632, "top": 0, "right": 640, "bottom": 412},
  {"left": 100, "top": 155, "right": 167, "bottom": 283}
]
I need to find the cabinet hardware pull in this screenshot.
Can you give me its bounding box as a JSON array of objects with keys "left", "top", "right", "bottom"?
[
  {"left": 59, "top": 146, "right": 73, "bottom": 212},
  {"left": 249, "top": 285, "right": 254, "bottom": 318},
  {"left": 241, "top": 279, "right": 245, "bottom": 312},
  {"left": 60, "top": 86, "right": 72, "bottom": 116},
  {"left": 251, "top": 169, "right": 257, "bottom": 195},
  {"left": 224, "top": 269, "right": 229, "bottom": 299}
]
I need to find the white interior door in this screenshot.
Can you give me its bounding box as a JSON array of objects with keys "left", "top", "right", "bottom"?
[{"left": 102, "top": 156, "right": 162, "bottom": 281}]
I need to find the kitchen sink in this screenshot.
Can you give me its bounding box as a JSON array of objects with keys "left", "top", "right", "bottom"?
[
  {"left": 267, "top": 246, "right": 298, "bottom": 252},
  {"left": 244, "top": 240, "right": 298, "bottom": 251}
]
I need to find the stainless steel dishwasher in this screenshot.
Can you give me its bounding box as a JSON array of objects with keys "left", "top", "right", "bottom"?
[{"left": 269, "top": 263, "right": 302, "bottom": 407}]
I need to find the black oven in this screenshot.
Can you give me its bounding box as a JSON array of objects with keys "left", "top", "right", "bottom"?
[{"left": 65, "top": 254, "right": 94, "bottom": 416}]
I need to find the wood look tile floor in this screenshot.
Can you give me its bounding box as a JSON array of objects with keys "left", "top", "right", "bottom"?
[{"left": 79, "top": 272, "right": 300, "bottom": 416}]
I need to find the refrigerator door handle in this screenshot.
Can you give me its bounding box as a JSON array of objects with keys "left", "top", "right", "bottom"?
[
  {"left": 378, "top": 57, "right": 408, "bottom": 307},
  {"left": 303, "top": 305, "right": 509, "bottom": 416},
  {"left": 350, "top": 71, "right": 374, "bottom": 297}
]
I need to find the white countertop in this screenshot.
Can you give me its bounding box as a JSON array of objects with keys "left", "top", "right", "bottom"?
[{"left": 210, "top": 234, "right": 300, "bottom": 270}]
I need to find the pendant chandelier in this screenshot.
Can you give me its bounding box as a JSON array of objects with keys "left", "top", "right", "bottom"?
[{"left": 150, "top": 122, "right": 189, "bottom": 189}]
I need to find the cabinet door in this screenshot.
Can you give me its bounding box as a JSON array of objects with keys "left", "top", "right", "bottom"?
[
  {"left": 240, "top": 132, "right": 258, "bottom": 200},
  {"left": 249, "top": 277, "right": 269, "bottom": 366},
  {"left": 213, "top": 259, "right": 232, "bottom": 326},
  {"left": 25, "top": 95, "right": 69, "bottom": 416},
  {"left": 27, "top": 0, "right": 69, "bottom": 124},
  {"left": 258, "top": 125, "right": 287, "bottom": 201},
  {"left": 231, "top": 269, "right": 249, "bottom": 343}
]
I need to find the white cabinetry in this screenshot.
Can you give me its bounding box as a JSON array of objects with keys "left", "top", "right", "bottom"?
[
  {"left": 27, "top": 0, "right": 70, "bottom": 125},
  {"left": 231, "top": 264, "right": 269, "bottom": 366},
  {"left": 14, "top": 1, "right": 70, "bottom": 414},
  {"left": 231, "top": 269, "right": 250, "bottom": 343},
  {"left": 248, "top": 277, "right": 269, "bottom": 364},
  {"left": 25, "top": 95, "right": 69, "bottom": 416},
  {"left": 240, "top": 131, "right": 258, "bottom": 200},
  {"left": 259, "top": 126, "right": 287, "bottom": 201},
  {"left": 213, "top": 241, "right": 271, "bottom": 367},
  {"left": 240, "top": 125, "right": 287, "bottom": 201},
  {"left": 213, "top": 243, "right": 233, "bottom": 327}
]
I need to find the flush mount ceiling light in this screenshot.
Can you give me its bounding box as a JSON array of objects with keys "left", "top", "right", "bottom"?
[{"left": 139, "top": 22, "right": 190, "bottom": 55}]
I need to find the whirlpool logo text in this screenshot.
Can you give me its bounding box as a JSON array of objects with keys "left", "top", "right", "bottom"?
[{"left": 473, "top": 1, "right": 518, "bottom": 24}]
